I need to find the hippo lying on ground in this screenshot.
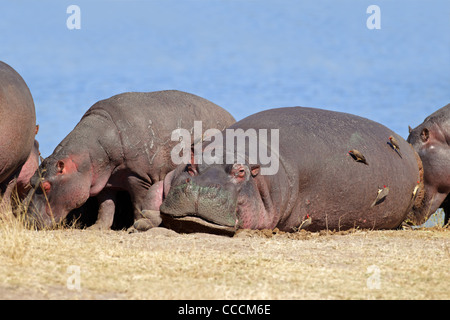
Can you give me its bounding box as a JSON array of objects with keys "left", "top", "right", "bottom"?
[
  {"left": 153, "top": 107, "right": 424, "bottom": 235},
  {"left": 25, "top": 90, "right": 235, "bottom": 229},
  {"left": 0, "top": 61, "right": 37, "bottom": 210},
  {"left": 407, "top": 103, "right": 450, "bottom": 225}
]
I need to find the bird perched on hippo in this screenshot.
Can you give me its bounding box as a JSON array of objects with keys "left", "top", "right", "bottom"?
[
  {"left": 407, "top": 103, "right": 450, "bottom": 226},
  {"left": 25, "top": 90, "right": 235, "bottom": 229},
  {"left": 348, "top": 149, "right": 368, "bottom": 165},
  {"left": 154, "top": 107, "right": 424, "bottom": 235}
]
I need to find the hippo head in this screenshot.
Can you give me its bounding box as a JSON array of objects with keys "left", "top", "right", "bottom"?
[
  {"left": 25, "top": 153, "right": 92, "bottom": 229},
  {"left": 160, "top": 160, "right": 271, "bottom": 235},
  {"left": 407, "top": 105, "right": 450, "bottom": 223}
]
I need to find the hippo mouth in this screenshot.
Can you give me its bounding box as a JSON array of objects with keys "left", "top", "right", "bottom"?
[
  {"left": 159, "top": 181, "right": 238, "bottom": 236},
  {"left": 160, "top": 213, "right": 237, "bottom": 236}
]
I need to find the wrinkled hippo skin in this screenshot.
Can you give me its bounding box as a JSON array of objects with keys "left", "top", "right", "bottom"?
[
  {"left": 0, "top": 61, "right": 37, "bottom": 208},
  {"left": 159, "top": 107, "right": 423, "bottom": 235},
  {"left": 26, "top": 90, "right": 235, "bottom": 229},
  {"left": 407, "top": 103, "right": 450, "bottom": 225}
]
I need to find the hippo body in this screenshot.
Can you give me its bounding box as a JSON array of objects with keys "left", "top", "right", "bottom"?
[
  {"left": 159, "top": 107, "right": 423, "bottom": 234},
  {"left": 0, "top": 61, "right": 37, "bottom": 206},
  {"left": 407, "top": 103, "right": 450, "bottom": 225},
  {"left": 26, "top": 90, "right": 235, "bottom": 228}
]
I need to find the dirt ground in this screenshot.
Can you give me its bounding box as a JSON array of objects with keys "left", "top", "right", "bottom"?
[{"left": 0, "top": 220, "right": 448, "bottom": 300}]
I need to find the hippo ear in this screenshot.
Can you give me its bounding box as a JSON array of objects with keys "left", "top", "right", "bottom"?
[
  {"left": 187, "top": 163, "right": 198, "bottom": 176},
  {"left": 420, "top": 128, "right": 429, "bottom": 142},
  {"left": 250, "top": 164, "right": 260, "bottom": 177},
  {"left": 190, "top": 144, "right": 195, "bottom": 164},
  {"left": 408, "top": 125, "right": 413, "bottom": 134},
  {"left": 56, "top": 158, "right": 77, "bottom": 175}
]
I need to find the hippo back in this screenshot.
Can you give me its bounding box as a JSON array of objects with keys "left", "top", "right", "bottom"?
[
  {"left": 82, "top": 90, "right": 236, "bottom": 179},
  {"left": 0, "top": 61, "right": 36, "bottom": 184}
]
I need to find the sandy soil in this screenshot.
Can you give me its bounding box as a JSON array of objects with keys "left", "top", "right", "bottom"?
[{"left": 0, "top": 222, "right": 448, "bottom": 300}]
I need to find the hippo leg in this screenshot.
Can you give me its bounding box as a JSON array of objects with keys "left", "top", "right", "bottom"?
[
  {"left": 0, "top": 178, "right": 15, "bottom": 217},
  {"left": 128, "top": 181, "right": 164, "bottom": 232},
  {"left": 0, "top": 171, "right": 21, "bottom": 217},
  {"left": 88, "top": 189, "right": 117, "bottom": 230},
  {"left": 442, "top": 196, "right": 449, "bottom": 226}
]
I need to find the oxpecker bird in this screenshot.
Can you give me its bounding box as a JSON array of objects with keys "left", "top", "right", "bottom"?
[
  {"left": 389, "top": 136, "right": 402, "bottom": 157},
  {"left": 371, "top": 185, "right": 389, "bottom": 207},
  {"left": 348, "top": 149, "right": 369, "bottom": 165}
]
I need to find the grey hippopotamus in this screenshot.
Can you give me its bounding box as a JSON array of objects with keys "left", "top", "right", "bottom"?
[
  {"left": 0, "top": 61, "right": 37, "bottom": 209},
  {"left": 156, "top": 107, "right": 424, "bottom": 235},
  {"left": 407, "top": 103, "right": 450, "bottom": 226},
  {"left": 25, "top": 90, "right": 235, "bottom": 229}
]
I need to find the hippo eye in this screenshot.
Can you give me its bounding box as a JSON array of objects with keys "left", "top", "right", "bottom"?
[
  {"left": 231, "top": 166, "right": 247, "bottom": 180},
  {"left": 236, "top": 168, "right": 246, "bottom": 177}
]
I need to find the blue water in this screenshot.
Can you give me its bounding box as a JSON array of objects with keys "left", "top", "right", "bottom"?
[{"left": 1, "top": 0, "right": 448, "bottom": 157}]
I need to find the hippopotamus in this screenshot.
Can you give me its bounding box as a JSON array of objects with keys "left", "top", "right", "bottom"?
[
  {"left": 407, "top": 103, "right": 450, "bottom": 226},
  {"left": 155, "top": 107, "right": 424, "bottom": 235},
  {"left": 25, "top": 90, "right": 235, "bottom": 229},
  {"left": 0, "top": 61, "right": 37, "bottom": 209}
]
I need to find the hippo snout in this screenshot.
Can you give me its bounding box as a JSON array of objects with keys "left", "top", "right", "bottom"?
[
  {"left": 23, "top": 188, "right": 55, "bottom": 229},
  {"left": 24, "top": 203, "right": 52, "bottom": 229},
  {"left": 160, "top": 178, "right": 238, "bottom": 235}
]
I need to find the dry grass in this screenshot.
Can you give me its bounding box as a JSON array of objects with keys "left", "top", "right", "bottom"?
[{"left": 0, "top": 204, "right": 449, "bottom": 300}]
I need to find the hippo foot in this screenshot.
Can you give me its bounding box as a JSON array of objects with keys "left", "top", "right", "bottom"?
[
  {"left": 128, "top": 210, "right": 162, "bottom": 233},
  {"left": 127, "top": 218, "right": 155, "bottom": 233}
]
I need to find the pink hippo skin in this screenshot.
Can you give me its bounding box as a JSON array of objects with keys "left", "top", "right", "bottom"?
[
  {"left": 0, "top": 61, "right": 37, "bottom": 211},
  {"left": 26, "top": 90, "right": 235, "bottom": 229},
  {"left": 17, "top": 137, "right": 41, "bottom": 199}
]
